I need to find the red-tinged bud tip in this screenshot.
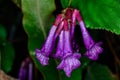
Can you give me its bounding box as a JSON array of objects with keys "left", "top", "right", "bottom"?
[
  {"left": 72, "top": 10, "right": 77, "bottom": 26},
  {"left": 64, "top": 20, "right": 69, "bottom": 31},
  {"left": 74, "top": 9, "right": 82, "bottom": 22},
  {"left": 54, "top": 14, "right": 63, "bottom": 26},
  {"left": 56, "top": 21, "right": 64, "bottom": 34},
  {"left": 65, "top": 8, "right": 73, "bottom": 20}
]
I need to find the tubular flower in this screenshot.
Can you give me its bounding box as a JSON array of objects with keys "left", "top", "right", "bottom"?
[
  {"left": 80, "top": 20, "right": 103, "bottom": 60},
  {"left": 35, "top": 25, "right": 57, "bottom": 65},
  {"left": 35, "top": 8, "right": 103, "bottom": 77},
  {"left": 57, "top": 27, "right": 81, "bottom": 77},
  {"left": 71, "top": 10, "right": 80, "bottom": 52},
  {"left": 35, "top": 14, "right": 63, "bottom": 66},
  {"left": 74, "top": 9, "right": 103, "bottom": 60}
]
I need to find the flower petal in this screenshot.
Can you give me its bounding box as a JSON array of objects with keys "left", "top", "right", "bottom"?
[
  {"left": 84, "top": 42, "right": 103, "bottom": 60},
  {"left": 35, "top": 49, "right": 49, "bottom": 66},
  {"left": 79, "top": 21, "right": 95, "bottom": 49},
  {"left": 44, "top": 25, "right": 57, "bottom": 55},
  {"left": 57, "top": 54, "right": 81, "bottom": 77},
  {"left": 55, "top": 30, "right": 64, "bottom": 58}
]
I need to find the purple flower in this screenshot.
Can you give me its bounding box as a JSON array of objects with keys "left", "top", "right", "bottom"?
[
  {"left": 57, "top": 30, "right": 81, "bottom": 77},
  {"left": 72, "top": 9, "right": 103, "bottom": 60},
  {"left": 71, "top": 10, "right": 80, "bottom": 52},
  {"left": 35, "top": 25, "right": 57, "bottom": 66},
  {"left": 35, "top": 14, "right": 63, "bottom": 66},
  {"left": 77, "top": 14, "right": 103, "bottom": 60}
]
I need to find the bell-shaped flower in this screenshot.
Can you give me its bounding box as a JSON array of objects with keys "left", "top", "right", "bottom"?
[
  {"left": 71, "top": 9, "right": 80, "bottom": 52},
  {"left": 57, "top": 26, "right": 81, "bottom": 77},
  {"left": 75, "top": 10, "right": 103, "bottom": 60},
  {"left": 79, "top": 21, "right": 103, "bottom": 60},
  {"left": 35, "top": 14, "right": 63, "bottom": 66}
]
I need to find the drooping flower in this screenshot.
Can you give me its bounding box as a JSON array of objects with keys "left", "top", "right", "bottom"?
[
  {"left": 71, "top": 10, "right": 80, "bottom": 52},
  {"left": 35, "top": 14, "right": 63, "bottom": 66},
  {"left": 74, "top": 9, "right": 103, "bottom": 60},
  {"left": 35, "top": 25, "right": 57, "bottom": 65},
  {"left": 57, "top": 22, "right": 81, "bottom": 77}
]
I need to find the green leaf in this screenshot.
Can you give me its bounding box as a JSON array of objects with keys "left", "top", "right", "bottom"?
[
  {"left": 85, "top": 63, "right": 116, "bottom": 80},
  {"left": 22, "top": 0, "right": 56, "bottom": 40},
  {"left": 0, "top": 24, "right": 7, "bottom": 43},
  {"left": 1, "top": 42, "right": 15, "bottom": 73},
  {"left": 59, "top": 68, "right": 82, "bottom": 80},
  {"left": 61, "top": 0, "right": 120, "bottom": 35},
  {"left": 21, "top": 0, "right": 59, "bottom": 80}
]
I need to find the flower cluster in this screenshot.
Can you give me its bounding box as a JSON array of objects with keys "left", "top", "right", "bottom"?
[{"left": 35, "top": 8, "right": 103, "bottom": 77}]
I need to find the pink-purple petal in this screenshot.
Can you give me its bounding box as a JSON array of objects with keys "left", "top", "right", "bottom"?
[
  {"left": 55, "top": 30, "right": 64, "bottom": 58},
  {"left": 57, "top": 54, "right": 81, "bottom": 77},
  {"left": 84, "top": 42, "right": 103, "bottom": 60},
  {"left": 35, "top": 25, "right": 57, "bottom": 65},
  {"left": 35, "top": 49, "right": 49, "bottom": 66}
]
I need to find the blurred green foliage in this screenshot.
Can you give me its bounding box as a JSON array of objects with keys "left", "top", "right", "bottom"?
[
  {"left": 0, "top": 25, "right": 7, "bottom": 43},
  {"left": 0, "top": 25, "right": 15, "bottom": 73},
  {"left": 1, "top": 42, "right": 15, "bottom": 73},
  {"left": 85, "top": 63, "right": 116, "bottom": 80}
]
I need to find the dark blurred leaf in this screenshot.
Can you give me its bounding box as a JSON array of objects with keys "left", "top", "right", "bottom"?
[
  {"left": 21, "top": 0, "right": 60, "bottom": 80},
  {"left": 60, "top": 0, "right": 69, "bottom": 8},
  {"left": 12, "top": 0, "right": 21, "bottom": 8},
  {"left": 80, "top": 56, "right": 90, "bottom": 69},
  {"left": 0, "top": 25, "right": 7, "bottom": 43},
  {"left": 1, "top": 42, "right": 15, "bottom": 73},
  {"left": 61, "top": 0, "right": 120, "bottom": 35},
  {"left": 59, "top": 68, "right": 82, "bottom": 80},
  {"left": 32, "top": 55, "right": 60, "bottom": 80},
  {"left": 85, "top": 63, "right": 116, "bottom": 80}
]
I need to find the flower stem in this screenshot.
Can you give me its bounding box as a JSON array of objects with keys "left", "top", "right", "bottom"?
[{"left": 68, "top": 0, "right": 72, "bottom": 7}]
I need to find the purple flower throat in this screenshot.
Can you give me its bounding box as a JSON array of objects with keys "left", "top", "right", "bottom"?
[{"left": 35, "top": 8, "right": 103, "bottom": 77}]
